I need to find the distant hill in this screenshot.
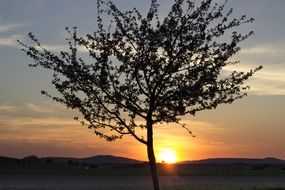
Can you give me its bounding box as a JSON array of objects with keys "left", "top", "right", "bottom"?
[
  {"left": 1, "top": 155, "right": 285, "bottom": 165},
  {"left": 0, "top": 155, "right": 142, "bottom": 164},
  {"left": 80, "top": 155, "right": 142, "bottom": 164},
  {"left": 179, "top": 157, "right": 285, "bottom": 165},
  {"left": 42, "top": 155, "right": 143, "bottom": 164}
]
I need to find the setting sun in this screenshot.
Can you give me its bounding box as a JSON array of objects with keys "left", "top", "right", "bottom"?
[{"left": 157, "top": 148, "right": 177, "bottom": 164}]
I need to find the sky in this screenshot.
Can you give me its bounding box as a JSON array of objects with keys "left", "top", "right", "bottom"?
[{"left": 0, "top": 0, "right": 284, "bottom": 162}]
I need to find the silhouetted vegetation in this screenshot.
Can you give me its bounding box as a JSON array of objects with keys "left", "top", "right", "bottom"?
[
  {"left": 19, "top": 0, "right": 262, "bottom": 189},
  {"left": 1, "top": 156, "right": 284, "bottom": 176}
]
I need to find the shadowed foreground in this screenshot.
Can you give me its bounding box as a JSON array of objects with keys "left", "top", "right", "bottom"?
[{"left": 0, "top": 175, "right": 285, "bottom": 190}]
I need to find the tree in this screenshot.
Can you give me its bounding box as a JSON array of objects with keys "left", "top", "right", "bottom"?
[{"left": 18, "top": 0, "right": 262, "bottom": 189}]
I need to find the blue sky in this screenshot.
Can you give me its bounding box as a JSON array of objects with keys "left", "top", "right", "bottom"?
[{"left": 0, "top": 0, "right": 284, "bottom": 160}]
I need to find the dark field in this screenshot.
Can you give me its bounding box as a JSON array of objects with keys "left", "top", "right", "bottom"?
[
  {"left": 1, "top": 163, "right": 285, "bottom": 190},
  {"left": 1, "top": 162, "right": 285, "bottom": 176},
  {"left": 0, "top": 175, "right": 285, "bottom": 190}
]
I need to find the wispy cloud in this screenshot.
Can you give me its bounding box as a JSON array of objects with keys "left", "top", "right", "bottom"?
[
  {"left": 0, "top": 22, "right": 28, "bottom": 47},
  {"left": 0, "top": 34, "right": 23, "bottom": 46},
  {"left": 25, "top": 102, "right": 55, "bottom": 113},
  {"left": 236, "top": 42, "right": 285, "bottom": 67},
  {"left": 241, "top": 44, "right": 285, "bottom": 56},
  {"left": 0, "top": 102, "right": 53, "bottom": 113},
  {"left": 226, "top": 41, "right": 285, "bottom": 95},
  {"left": 224, "top": 64, "right": 285, "bottom": 95},
  {"left": 0, "top": 102, "right": 72, "bottom": 118},
  {"left": 40, "top": 44, "right": 89, "bottom": 53},
  {"left": 0, "top": 105, "right": 19, "bottom": 112},
  {"left": 0, "top": 116, "right": 77, "bottom": 128},
  {"left": 0, "top": 23, "right": 29, "bottom": 33},
  {"left": 40, "top": 44, "right": 68, "bottom": 51}
]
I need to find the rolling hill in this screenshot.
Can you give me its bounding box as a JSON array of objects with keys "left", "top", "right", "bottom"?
[
  {"left": 1, "top": 155, "right": 285, "bottom": 165},
  {"left": 179, "top": 157, "right": 285, "bottom": 164},
  {"left": 35, "top": 155, "right": 142, "bottom": 164}
]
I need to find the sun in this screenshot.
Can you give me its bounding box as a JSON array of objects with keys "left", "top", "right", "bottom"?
[{"left": 157, "top": 148, "right": 177, "bottom": 164}]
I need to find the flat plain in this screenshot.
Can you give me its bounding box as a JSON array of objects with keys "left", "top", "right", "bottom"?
[
  {"left": 1, "top": 175, "right": 285, "bottom": 190},
  {"left": 1, "top": 159, "right": 285, "bottom": 190}
]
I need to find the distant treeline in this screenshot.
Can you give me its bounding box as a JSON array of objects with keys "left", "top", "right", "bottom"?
[{"left": 1, "top": 155, "right": 285, "bottom": 176}]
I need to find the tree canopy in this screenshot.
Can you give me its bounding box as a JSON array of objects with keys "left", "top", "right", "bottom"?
[{"left": 19, "top": 0, "right": 261, "bottom": 189}]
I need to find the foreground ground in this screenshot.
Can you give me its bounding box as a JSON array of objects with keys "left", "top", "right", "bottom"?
[
  {"left": 0, "top": 162, "right": 284, "bottom": 189},
  {"left": 0, "top": 175, "right": 285, "bottom": 190},
  {"left": 1, "top": 162, "right": 285, "bottom": 176}
]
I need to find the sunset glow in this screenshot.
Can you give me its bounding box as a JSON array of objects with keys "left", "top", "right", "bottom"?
[
  {"left": 157, "top": 148, "right": 177, "bottom": 164},
  {"left": 0, "top": 0, "right": 285, "bottom": 162}
]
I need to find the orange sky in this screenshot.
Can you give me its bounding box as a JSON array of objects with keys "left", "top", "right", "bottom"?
[
  {"left": 1, "top": 95, "right": 284, "bottom": 161},
  {"left": 0, "top": 0, "right": 285, "bottom": 161}
]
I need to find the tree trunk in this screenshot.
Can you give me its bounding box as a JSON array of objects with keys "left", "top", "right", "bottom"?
[
  {"left": 147, "top": 119, "right": 160, "bottom": 190},
  {"left": 147, "top": 143, "right": 160, "bottom": 190}
]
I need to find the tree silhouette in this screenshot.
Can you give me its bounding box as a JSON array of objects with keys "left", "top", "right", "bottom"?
[{"left": 18, "top": 0, "right": 262, "bottom": 189}]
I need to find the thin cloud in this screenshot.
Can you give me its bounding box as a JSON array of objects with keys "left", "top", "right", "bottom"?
[
  {"left": 229, "top": 42, "right": 285, "bottom": 95},
  {"left": 224, "top": 64, "right": 285, "bottom": 95},
  {"left": 0, "top": 22, "right": 28, "bottom": 47},
  {"left": 225, "top": 65, "right": 285, "bottom": 83},
  {"left": 247, "top": 77, "right": 285, "bottom": 95},
  {"left": 0, "top": 23, "right": 29, "bottom": 33},
  {"left": 241, "top": 44, "right": 285, "bottom": 55},
  {"left": 25, "top": 102, "right": 55, "bottom": 113},
  {"left": 41, "top": 44, "right": 90, "bottom": 53},
  {"left": 0, "top": 116, "right": 77, "bottom": 129},
  {"left": 0, "top": 34, "right": 24, "bottom": 46},
  {"left": 0, "top": 105, "right": 19, "bottom": 112},
  {"left": 0, "top": 102, "right": 66, "bottom": 116}
]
